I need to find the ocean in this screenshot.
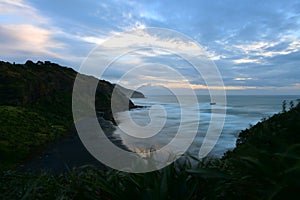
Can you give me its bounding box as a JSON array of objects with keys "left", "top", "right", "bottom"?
[{"left": 114, "top": 95, "right": 298, "bottom": 158}]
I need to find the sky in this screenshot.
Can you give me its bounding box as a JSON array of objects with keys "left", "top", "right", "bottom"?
[{"left": 1, "top": 0, "right": 300, "bottom": 95}]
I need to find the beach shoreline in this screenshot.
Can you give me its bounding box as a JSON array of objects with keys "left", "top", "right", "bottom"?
[{"left": 18, "top": 116, "right": 130, "bottom": 173}]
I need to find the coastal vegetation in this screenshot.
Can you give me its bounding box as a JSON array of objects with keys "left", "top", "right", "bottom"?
[
  {"left": 0, "top": 61, "right": 134, "bottom": 169},
  {"left": 0, "top": 61, "right": 299, "bottom": 199}
]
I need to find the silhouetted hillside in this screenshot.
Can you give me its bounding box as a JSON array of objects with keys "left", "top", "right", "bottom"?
[
  {"left": 0, "top": 61, "right": 139, "bottom": 168},
  {"left": 220, "top": 102, "right": 300, "bottom": 199},
  {"left": 0, "top": 61, "right": 137, "bottom": 119}
]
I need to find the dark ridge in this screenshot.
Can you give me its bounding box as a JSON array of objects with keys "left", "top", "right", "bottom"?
[
  {"left": 0, "top": 60, "right": 137, "bottom": 121},
  {"left": 0, "top": 60, "right": 139, "bottom": 170}
]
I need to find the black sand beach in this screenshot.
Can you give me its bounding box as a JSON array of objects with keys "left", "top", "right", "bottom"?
[{"left": 19, "top": 117, "right": 130, "bottom": 173}]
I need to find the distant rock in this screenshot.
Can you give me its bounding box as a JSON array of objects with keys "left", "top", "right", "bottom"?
[{"left": 113, "top": 84, "right": 145, "bottom": 98}]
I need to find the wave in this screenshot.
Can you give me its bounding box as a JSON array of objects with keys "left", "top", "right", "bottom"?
[{"left": 116, "top": 95, "right": 298, "bottom": 157}]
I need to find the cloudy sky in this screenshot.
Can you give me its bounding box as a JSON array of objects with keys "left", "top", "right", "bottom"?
[{"left": 1, "top": 0, "right": 300, "bottom": 94}]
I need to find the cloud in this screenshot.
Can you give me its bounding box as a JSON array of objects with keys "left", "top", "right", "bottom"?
[
  {"left": 0, "top": 0, "right": 47, "bottom": 24},
  {"left": 0, "top": 23, "right": 65, "bottom": 59},
  {"left": 0, "top": 0, "right": 109, "bottom": 66},
  {"left": 232, "top": 40, "right": 300, "bottom": 59},
  {"left": 0, "top": 0, "right": 65, "bottom": 62},
  {"left": 1, "top": 0, "right": 300, "bottom": 94},
  {"left": 234, "top": 77, "right": 253, "bottom": 81},
  {"left": 232, "top": 58, "right": 262, "bottom": 64}
]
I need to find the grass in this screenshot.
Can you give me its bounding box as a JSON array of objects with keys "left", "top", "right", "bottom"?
[
  {"left": 0, "top": 160, "right": 222, "bottom": 200},
  {"left": 0, "top": 106, "right": 66, "bottom": 169}
]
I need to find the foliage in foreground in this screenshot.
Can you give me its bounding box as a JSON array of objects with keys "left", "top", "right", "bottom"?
[
  {"left": 219, "top": 101, "right": 300, "bottom": 199},
  {"left": 0, "top": 159, "right": 226, "bottom": 200},
  {"left": 0, "top": 102, "right": 300, "bottom": 199}
]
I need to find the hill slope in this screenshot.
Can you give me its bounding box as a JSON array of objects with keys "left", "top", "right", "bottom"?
[
  {"left": 0, "top": 60, "right": 137, "bottom": 168},
  {"left": 219, "top": 102, "right": 300, "bottom": 199}
]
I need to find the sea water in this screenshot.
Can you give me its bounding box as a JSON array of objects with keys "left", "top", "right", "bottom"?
[{"left": 114, "top": 95, "right": 298, "bottom": 158}]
